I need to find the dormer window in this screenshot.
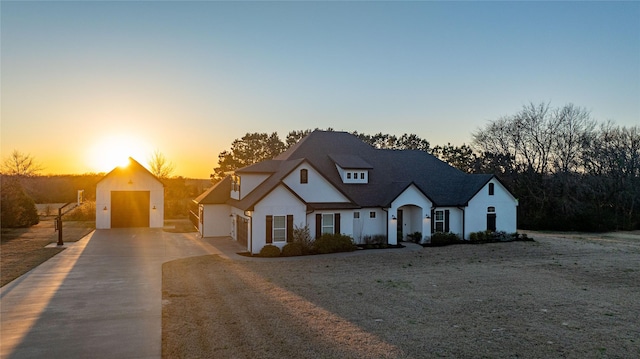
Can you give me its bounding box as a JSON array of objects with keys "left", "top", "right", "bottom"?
[
  {"left": 300, "top": 169, "right": 308, "bottom": 184},
  {"left": 347, "top": 173, "right": 352, "bottom": 179}
]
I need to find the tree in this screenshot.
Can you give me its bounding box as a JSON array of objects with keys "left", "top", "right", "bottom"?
[
  {"left": 1, "top": 150, "right": 43, "bottom": 176},
  {"left": 211, "top": 132, "right": 286, "bottom": 181},
  {"left": 148, "top": 149, "right": 175, "bottom": 180},
  {"left": 431, "top": 143, "right": 477, "bottom": 173},
  {"left": 1, "top": 176, "right": 39, "bottom": 227}
]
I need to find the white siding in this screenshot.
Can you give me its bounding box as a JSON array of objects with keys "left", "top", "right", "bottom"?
[
  {"left": 466, "top": 179, "right": 518, "bottom": 237},
  {"left": 239, "top": 173, "right": 270, "bottom": 200},
  {"left": 200, "top": 204, "right": 231, "bottom": 237},
  {"left": 251, "top": 185, "right": 307, "bottom": 254},
  {"left": 282, "top": 163, "right": 349, "bottom": 203},
  {"left": 389, "top": 185, "right": 433, "bottom": 244},
  {"left": 96, "top": 165, "right": 164, "bottom": 229}
]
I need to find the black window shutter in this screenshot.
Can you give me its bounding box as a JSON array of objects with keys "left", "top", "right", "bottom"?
[
  {"left": 430, "top": 209, "right": 435, "bottom": 233},
  {"left": 444, "top": 210, "right": 450, "bottom": 232},
  {"left": 286, "top": 215, "right": 294, "bottom": 242},
  {"left": 315, "top": 214, "right": 322, "bottom": 239},
  {"left": 266, "top": 215, "right": 273, "bottom": 244},
  {"left": 334, "top": 213, "right": 341, "bottom": 234}
]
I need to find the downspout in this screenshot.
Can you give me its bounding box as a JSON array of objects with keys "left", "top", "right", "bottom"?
[
  {"left": 382, "top": 207, "right": 389, "bottom": 245},
  {"left": 458, "top": 206, "right": 466, "bottom": 240}
]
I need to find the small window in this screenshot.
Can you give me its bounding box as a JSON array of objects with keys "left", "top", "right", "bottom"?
[
  {"left": 434, "top": 210, "right": 445, "bottom": 232},
  {"left": 360, "top": 172, "right": 365, "bottom": 179},
  {"left": 322, "top": 214, "right": 334, "bottom": 234},
  {"left": 300, "top": 169, "right": 308, "bottom": 184},
  {"left": 353, "top": 172, "right": 358, "bottom": 179},
  {"left": 369, "top": 211, "right": 376, "bottom": 218},
  {"left": 354, "top": 212, "right": 360, "bottom": 219},
  {"left": 347, "top": 173, "right": 352, "bottom": 179},
  {"left": 487, "top": 206, "right": 495, "bottom": 213},
  {"left": 488, "top": 183, "right": 495, "bottom": 196},
  {"left": 273, "top": 216, "right": 286, "bottom": 242}
]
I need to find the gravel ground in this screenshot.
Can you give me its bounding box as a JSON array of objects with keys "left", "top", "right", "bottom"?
[{"left": 162, "top": 231, "right": 640, "bottom": 358}]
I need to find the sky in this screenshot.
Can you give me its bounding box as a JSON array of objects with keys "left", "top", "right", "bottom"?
[{"left": 2, "top": 1, "right": 639, "bottom": 179}]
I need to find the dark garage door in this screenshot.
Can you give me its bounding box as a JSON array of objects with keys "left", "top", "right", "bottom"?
[{"left": 111, "top": 191, "right": 150, "bottom": 228}]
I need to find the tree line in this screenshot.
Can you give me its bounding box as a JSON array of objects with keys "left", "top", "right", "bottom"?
[{"left": 211, "top": 103, "right": 639, "bottom": 231}]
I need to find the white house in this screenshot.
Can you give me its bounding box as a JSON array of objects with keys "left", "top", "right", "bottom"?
[
  {"left": 193, "top": 131, "right": 518, "bottom": 254},
  {"left": 96, "top": 157, "right": 164, "bottom": 229}
]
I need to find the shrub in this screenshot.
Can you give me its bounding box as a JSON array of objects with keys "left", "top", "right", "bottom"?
[
  {"left": 313, "top": 233, "right": 357, "bottom": 254},
  {"left": 407, "top": 232, "right": 422, "bottom": 243},
  {"left": 293, "top": 224, "right": 314, "bottom": 254},
  {"left": 281, "top": 242, "right": 304, "bottom": 257},
  {"left": 363, "top": 234, "right": 387, "bottom": 245},
  {"left": 64, "top": 201, "right": 96, "bottom": 221},
  {"left": 428, "top": 232, "right": 462, "bottom": 246},
  {"left": 259, "top": 245, "right": 281, "bottom": 257},
  {"left": 0, "top": 177, "right": 39, "bottom": 228}
]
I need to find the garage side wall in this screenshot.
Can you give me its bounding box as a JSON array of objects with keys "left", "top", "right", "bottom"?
[{"left": 96, "top": 169, "right": 164, "bottom": 229}]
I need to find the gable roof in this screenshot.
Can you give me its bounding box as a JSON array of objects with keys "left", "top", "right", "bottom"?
[
  {"left": 97, "top": 157, "right": 163, "bottom": 186},
  {"left": 194, "top": 176, "right": 231, "bottom": 204},
  {"left": 200, "top": 131, "right": 512, "bottom": 209}
]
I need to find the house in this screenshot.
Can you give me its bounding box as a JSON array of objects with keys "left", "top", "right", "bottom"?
[
  {"left": 193, "top": 131, "right": 518, "bottom": 254},
  {"left": 96, "top": 157, "right": 164, "bottom": 229}
]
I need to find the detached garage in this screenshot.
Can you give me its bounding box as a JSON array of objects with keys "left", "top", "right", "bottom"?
[{"left": 96, "top": 157, "right": 164, "bottom": 229}]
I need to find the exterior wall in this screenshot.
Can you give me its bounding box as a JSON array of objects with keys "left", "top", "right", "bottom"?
[
  {"left": 238, "top": 173, "right": 270, "bottom": 200},
  {"left": 200, "top": 204, "right": 231, "bottom": 237},
  {"left": 466, "top": 179, "right": 518, "bottom": 237},
  {"left": 307, "top": 208, "right": 386, "bottom": 244},
  {"left": 335, "top": 165, "right": 368, "bottom": 184},
  {"left": 431, "top": 207, "right": 464, "bottom": 237},
  {"left": 389, "top": 185, "right": 433, "bottom": 244},
  {"left": 96, "top": 168, "right": 164, "bottom": 229},
  {"left": 251, "top": 185, "right": 307, "bottom": 254},
  {"left": 282, "top": 163, "right": 350, "bottom": 203}
]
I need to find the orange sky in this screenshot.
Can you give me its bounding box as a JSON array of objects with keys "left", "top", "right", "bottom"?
[{"left": 2, "top": 2, "right": 638, "bottom": 179}]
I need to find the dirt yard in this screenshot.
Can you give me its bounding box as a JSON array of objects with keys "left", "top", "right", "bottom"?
[
  {"left": 162, "top": 231, "right": 640, "bottom": 358},
  {"left": 1, "top": 219, "right": 95, "bottom": 287}
]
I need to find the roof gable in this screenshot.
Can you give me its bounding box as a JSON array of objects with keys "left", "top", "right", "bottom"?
[
  {"left": 97, "top": 157, "right": 163, "bottom": 187},
  {"left": 194, "top": 176, "right": 231, "bottom": 204}
]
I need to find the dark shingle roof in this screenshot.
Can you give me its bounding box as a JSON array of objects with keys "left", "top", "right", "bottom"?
[
  {"left": 194, "top": 176, "right": 231, "bottom": 204},
  {"left": 198, "top": 131, "right": 501, "bottom": 209}
]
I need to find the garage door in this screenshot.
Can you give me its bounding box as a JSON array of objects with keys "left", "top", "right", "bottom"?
[
  {"left": 111, "top": 191, "right": 150, "bottom": 228},
  {"left": 236, "top": 216, "right": 248, "bottom": 247}
]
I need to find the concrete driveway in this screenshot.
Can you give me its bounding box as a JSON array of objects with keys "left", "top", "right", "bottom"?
[{"left": 1, "top": 228, "right": 238, "bottom": 359}]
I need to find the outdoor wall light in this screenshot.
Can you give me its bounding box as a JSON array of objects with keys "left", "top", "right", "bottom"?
[
  {"left": 244, "top": 210, "right": 252, "bottom": 217},
  {"left": 103, "top": 206, "right": 108, "bottom": 211},
  {"left": 128, "top": 179, "right": 133, "bottom": 185},
  {"left": 425, "top": 214, "right": 431, "bottom": 219},
  {"left": 152, "top": 205, "right": 156, "bottom": 210},
  {"left": 391, "top": 215, "right": 397, "bottom": 220}
]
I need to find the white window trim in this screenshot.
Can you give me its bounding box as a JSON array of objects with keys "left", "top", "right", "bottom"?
[{"left": 273, "top": 215, "right": 286, "bottom": 242}]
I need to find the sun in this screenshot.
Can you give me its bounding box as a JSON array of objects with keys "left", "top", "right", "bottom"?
[{"left": 87, "top": 134, "right": 152, "bottom": 173}]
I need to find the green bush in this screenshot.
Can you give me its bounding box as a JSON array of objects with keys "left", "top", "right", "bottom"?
[
  {"left": 1, "top": 177, "right": 39, "bottom": 228},
  {"left": 313, "top": 233, "right": 357, "bottom": 254},
  {"left": 428, "top": 232, "right": 462, "bottom": 246},
  {"left": 407, "top": 232, "right": 422, "bottom": 243},
  {"left": 282, "top": 242, "right": 304, "bottom": 257},
  {"left": 259, "top": 244, "right": 281, "bottom": 257},
  {"left": 293, "top": 224, "right": 314, "bottom": 254}
]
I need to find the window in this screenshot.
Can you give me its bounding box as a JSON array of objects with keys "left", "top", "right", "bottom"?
[
  {"left": 360, "top": 172, "right": 365, "bottom": 179},
  {"left": 369, "top": 211, "right": 376, "bottom": 218},
  {"left": 488, "top": 183, "right": 495, "bottom": 196},
  {"left": 487, "top": 206, "right": 495, "bottom": 213},
  {"left": 347, "top": 173, "right": 352, "bottom": 179},
  {"left": 353, "top": 172, "right": 358, "bottom": 179},
  {"left": 434, "top": 210, "right": 444, "bottom": 232},
  {"left": 322, "top": 214, "right": 334, "bottom": 234},
  {"left": 300, "top": 169, "right": 308, "bottom": 184},
  {"left": 273, "top": 216, "right": 286, "bottom": 242},
  {"left": 354, "top": 212, "right": 360, "bottom": 219}
]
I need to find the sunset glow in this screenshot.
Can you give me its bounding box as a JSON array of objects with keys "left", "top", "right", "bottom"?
[
  {"left": 1, "top": 2, "right": 638, "bottom": 178},
  {"left": 86, "top": 134, "right": 152, "bottom": 173}
]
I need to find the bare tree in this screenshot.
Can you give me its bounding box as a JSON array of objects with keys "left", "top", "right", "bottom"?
[
  {"left": 148, "top": 149, "right": 175, "bottom": 179},
  {"left": 1, "top": 150, "right": 43, "bottom": 176}
]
